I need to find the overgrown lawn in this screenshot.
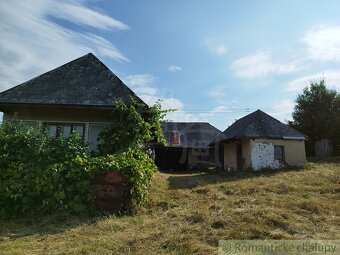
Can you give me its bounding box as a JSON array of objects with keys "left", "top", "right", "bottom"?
[{"left": 1, "top": 160, "right": 339, "bottom": 255}]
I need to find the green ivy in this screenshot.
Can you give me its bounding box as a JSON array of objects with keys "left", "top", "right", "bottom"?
[{"left": 97, "top": 99, "right": 168, "bottom": 155}]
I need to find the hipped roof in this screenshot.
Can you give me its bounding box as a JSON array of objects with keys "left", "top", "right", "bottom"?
[
  {"left": 221, "top": 109, "right": 306, "bottom": 141},
  {"left": 0, "top": 53, "right": 145, "bottom": 108}
]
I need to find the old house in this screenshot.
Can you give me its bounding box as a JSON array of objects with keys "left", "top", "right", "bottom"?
[
  {"left": 0, "top": 53, "right": 146, "bottom": 151},
  {"left": 214, "top": 110, "right": 307, "bottom": 171},
  {"left": 155, "top": 122, "right": 224, "bottom": 170}
]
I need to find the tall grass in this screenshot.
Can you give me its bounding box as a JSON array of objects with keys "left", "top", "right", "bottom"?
[{"left": 0, "top": 160, "right": 339, "bottom": 255}]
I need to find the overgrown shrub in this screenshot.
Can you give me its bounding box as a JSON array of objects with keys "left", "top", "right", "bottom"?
[
  {"left": 88, "top": 148, "right": 157, "bottom": 205},
  {"left": 0, "top": 121, "right": 92, "bottom": 217},
  {"left": 0, "top": 121, "right": 157, "bottom": 218},
  {"left": 98, "top": 99, "right": 167, "bottom": 155}
]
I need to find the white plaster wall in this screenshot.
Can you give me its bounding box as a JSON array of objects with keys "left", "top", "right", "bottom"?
[
  {"left": 254, "top": 139, "right": 306, "bottom": 167},
  {"left": 251, "top": 141, "right": 284, "bottom": 170}
]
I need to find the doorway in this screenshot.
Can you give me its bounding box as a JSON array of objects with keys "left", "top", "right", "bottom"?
[{"left": 236, "top": 143, "right": 243, "bottom": 171}]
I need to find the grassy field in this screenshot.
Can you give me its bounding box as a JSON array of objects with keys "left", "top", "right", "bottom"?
[{"left": 0, "top": 159, "right": 339, "bottom": 255}]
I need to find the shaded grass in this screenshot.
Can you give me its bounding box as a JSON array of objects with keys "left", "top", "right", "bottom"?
[{"left": 0, "top": 161, "right": 339, "bottom": 254}]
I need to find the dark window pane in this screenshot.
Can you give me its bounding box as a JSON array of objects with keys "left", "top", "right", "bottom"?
[
  {"left": 274, "top": 145, "right": 284, "bottom": 160},
  {"left": 62, "top": 125, "right": 72, "bottom": 137},
  {"left": 72, "top": 125, "right": 84, "bottom": 137},
  {"left": 45, "top": 123, "right": 85, "bottom": 138},
  {"left": 47, "top": 125, "right": 57, "bottom": 136}
]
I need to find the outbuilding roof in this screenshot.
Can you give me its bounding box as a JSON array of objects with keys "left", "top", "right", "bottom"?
[
  {"left": 0, "top": 53, "right": 145, "bottom": 107},
  {"left": 162, "top": 122, "right": 224, "bottom": 148},
  {"left": 222, "top": 109, "right": 306, "bottom": 141}
]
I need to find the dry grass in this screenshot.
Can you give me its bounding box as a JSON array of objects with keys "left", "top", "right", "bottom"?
[{"left": 0, "top": 159, "right": 339, "bottom": 254}]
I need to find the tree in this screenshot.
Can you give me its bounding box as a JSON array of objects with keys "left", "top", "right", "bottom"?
[{"left": 289, "top": 79, "right": 340, "bottom": 155}]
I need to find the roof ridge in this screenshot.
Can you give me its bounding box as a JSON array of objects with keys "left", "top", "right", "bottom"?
[
  {"left": 234, "top": 110, "right": 260, "bottom": 138},
  {"left": 223, "top": 109, "right": 260, "bottom": 138}
]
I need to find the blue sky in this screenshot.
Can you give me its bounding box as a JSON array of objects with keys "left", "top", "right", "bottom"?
[{"left": 1, "top": 0, "right": 340, "bottom": 130}]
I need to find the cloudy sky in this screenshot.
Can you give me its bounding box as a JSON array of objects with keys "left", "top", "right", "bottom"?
[{"left": 1, "top": 0, "right": 340, "bottom": 130}]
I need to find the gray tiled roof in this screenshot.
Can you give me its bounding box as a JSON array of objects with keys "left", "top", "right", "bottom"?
[
  {"left": 0, "top": 53, "right": 145, "bottom": 107},
  {"left": 162, "top": 122, "right": 224, "bottom": 148},
  {"left": 222, "top": 109, "right": 306, "bottom": 140}
]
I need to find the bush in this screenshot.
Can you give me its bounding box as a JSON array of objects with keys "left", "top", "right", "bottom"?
[
  {"left": 0, "top": 121, "right": 92, "bottom": 217},
  {"left": 0, "top": 121, "right": 157, "bottom": 218},
  {"left": 89, "top": 148, "right": 157, "bottom": 205}
]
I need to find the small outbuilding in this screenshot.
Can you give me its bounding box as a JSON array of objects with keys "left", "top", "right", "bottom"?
[
  {"left": 214, "top": 110, "right": 307, "bottom": 171},
  {"left": 155, "top": 122, "right": 224, "bottom": 171}
]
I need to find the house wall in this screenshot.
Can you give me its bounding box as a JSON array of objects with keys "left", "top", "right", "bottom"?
[
  {"left": 250, "top": 141, "right": 284, "bottom": 170},
  {"left": 3, "top": 106, "right": 113, "bottom": 150},
  {"left": 223, "top": 139, "right": 306, "bottom": 171},
  {"left": 3, "top": 106, "right": 113, "bottom": 123},
  {"left": 251, "top": 139, "right": 306, "bottom": 170},
  {"left": 223, "top": 140, "right": 251, "bottom": 171}
]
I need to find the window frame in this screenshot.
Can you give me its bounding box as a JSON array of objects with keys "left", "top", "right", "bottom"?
[
  {"left": 44, "top": 122, "right": 85, "bottom": 139},
  {"left": 274, "top": 145, "right": 285, "bottom": 161}
]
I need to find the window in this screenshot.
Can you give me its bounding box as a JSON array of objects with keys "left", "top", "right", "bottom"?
[
  {"left": 88, "top": 123, "right": 112, "bottom": 151},
  {"left": 274, "top": 145, "right": 284, "bottom": 160},
  {"left": 45, "top": 123, "right": 84, "bottom": 138}
]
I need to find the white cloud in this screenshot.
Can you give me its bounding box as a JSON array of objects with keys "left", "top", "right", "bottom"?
[
  {"left": 167, "top": 65, "right": 182, "bottom": 72},
  {"left": 167, "top": 111, "right": 207, "bottom": 122},
  {"left": 268, "top": 100, "right": 295, "bottom": 122},
  {"left": 132, "top": 87, "right": 158, "bottom": 96},
  {"left": 48, "top": 1, "right": 129, "bottom": 30},
  {"left": 167, "top": 104, "right": 231, "bottom": 126},
  {"left": 124, "top": 74, "right": 155, "bottom": 86},
  {"left": 124, "top": 74, "right": 158, "bottom": 97},
  {"left": 124, "top": 73, "right": 227, "bottom": 124},
  {"left": 209, "top": 86, "right": 227, "bottom": 99},
  {"left": 286, "top": 70, "right": 340, "bottom": 92},
  {"left": 205, "top": 39, "right": 228, "bottom": 55},
  {"left": 301, "top": 25, "right": 340, "bottom": 62},
  {"left": 123, "top": 74, "right": 184, "bottom": 113},
  {"left": 211, "top": 105, "right": 230, "bottom": 113},
  {"left": 0, "top": 0, "right": 129, "bottom": 91},
  {"left": 231, "top": 51, "right": 301, "bottom": 78}
]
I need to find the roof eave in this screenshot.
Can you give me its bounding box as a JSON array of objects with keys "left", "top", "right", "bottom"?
[
  {"left": 0, "top": 102, "right": 116, "bottom": 110},
  {"left": 215, "top": 135, "right": 307, "bottom": 144}
]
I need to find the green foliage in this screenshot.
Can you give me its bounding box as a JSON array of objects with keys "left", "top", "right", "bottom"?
[
  {"left": 98, "top": 99, "right": 168, "bottom": 155},
  {"left": 87, "top": 149, "right": 157, "bottom": 205},
  {"left": 0, "top": 121, "right": 158, "bottom": 218},
  {"left": 115, "top": 148, "right": 157, "bottom": 204},
  {"left": 0, "top": 121, "right": 92, "bottom": 217},
  {"left": 289, "top": 79, "right": 340, "bottom": 155}
]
